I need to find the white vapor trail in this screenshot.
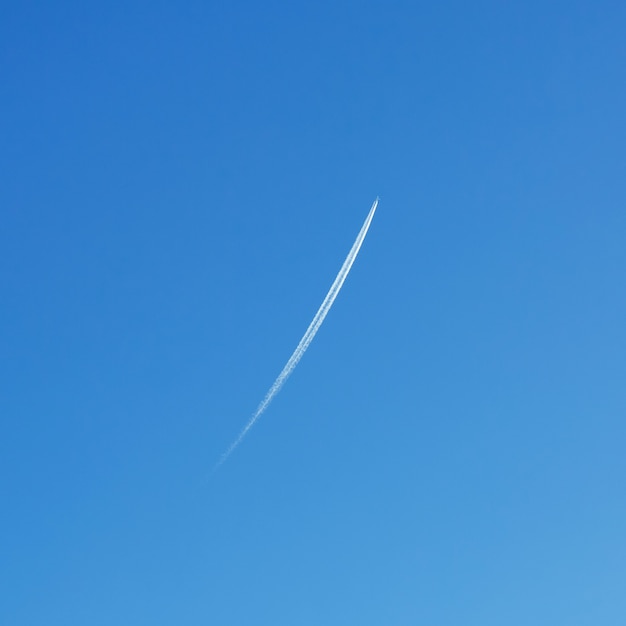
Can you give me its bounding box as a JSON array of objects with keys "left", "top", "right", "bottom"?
[{"left": 216, "top": 198, "right": 379, "bottom": 468}]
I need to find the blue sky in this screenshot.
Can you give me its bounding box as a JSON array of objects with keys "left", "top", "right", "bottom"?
[{"left": 2, "top": 1, "right": 625, "bottom": 624}]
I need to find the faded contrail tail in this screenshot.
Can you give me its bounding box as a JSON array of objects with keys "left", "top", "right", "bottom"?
[{"left": 216, "top": 198, "right": 378, "bottom": 468}]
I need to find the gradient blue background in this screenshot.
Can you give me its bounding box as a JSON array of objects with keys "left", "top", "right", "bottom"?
[{"left": 2, "top": 1, "right": 625, "bottom": 624}]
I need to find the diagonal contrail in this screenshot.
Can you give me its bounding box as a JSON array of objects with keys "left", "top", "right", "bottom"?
[{"left": 216, "top": 198, "right": 379, "bottom": 468}]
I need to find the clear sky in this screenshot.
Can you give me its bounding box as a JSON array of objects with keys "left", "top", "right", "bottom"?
[{"left": 2, "top": 1, "right": 625, "bottom": 624}]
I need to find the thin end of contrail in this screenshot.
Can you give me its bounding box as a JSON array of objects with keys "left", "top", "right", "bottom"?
[{"left": 214, "top": 197, "right": 379, "bottom": 470}]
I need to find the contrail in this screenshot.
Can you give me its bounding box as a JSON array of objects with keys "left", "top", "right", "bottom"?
[{"left": 216, "top": 198, "right": 379, "bottom": 468}]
